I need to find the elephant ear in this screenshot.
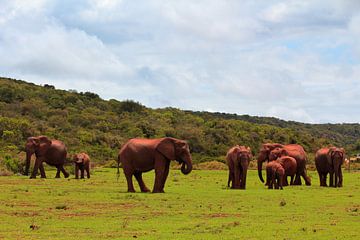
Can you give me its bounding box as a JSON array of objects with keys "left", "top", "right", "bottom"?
[
  {"left": 37, "top": 136, "right": 52, "bottom": 153},
  {"left": 156, "top": 138, "right": 175, "bottom": 160},
  {"left": 281, "top": 149, "right": 288, "bottom": 156},
  {"left": 246, "top": 147, "right": 253, "bottom": 159}
]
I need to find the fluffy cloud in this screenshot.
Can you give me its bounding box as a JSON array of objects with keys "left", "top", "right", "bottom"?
[{"left": 0, "top": 0, "right": 360, "bottom": 123}]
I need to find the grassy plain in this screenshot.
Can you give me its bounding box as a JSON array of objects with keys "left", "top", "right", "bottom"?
[{"left": 0, "top": 169, "right": 359, "bottom": 239}]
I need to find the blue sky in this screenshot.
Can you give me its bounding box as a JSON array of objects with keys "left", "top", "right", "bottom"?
[{"left": 1, "top": 0, "right": 360, "bottom": 123}]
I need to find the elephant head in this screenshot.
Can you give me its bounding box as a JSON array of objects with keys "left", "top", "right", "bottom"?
[
  {"left": 156, "top": 138, "right": 193, "bottom": 175},
  {"left": 269, "top": 147, "right": 287, "bottom": 161},
  {"left": 237, "top": 146, "right": 252, "bottom": 169},
  {"left": 73, "top": 153, "right": 86, "bottom": 164},
  {"left": 24, "top": 136, "right": 52, "bottom": 175},
  {"left": 327, "top": 147, "right": 345, "bottom": 170},
  {"left": 257, "top": 143, "right": 284, "bottom": 183}
]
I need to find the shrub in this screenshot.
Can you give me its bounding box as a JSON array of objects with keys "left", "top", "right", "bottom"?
[{"left": 2, "top": 154, "right": 24, "bottom": 174}]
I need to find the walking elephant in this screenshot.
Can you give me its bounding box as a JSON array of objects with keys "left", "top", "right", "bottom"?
[
  {"left": 73, "top": 153, "right": 90, "bottom": 179},
  {"left": 266, "top": 156, "right": 297, "bottom": 189},
  {"left": 226, "top": 145, "right": 252, "bottom": 189},
  {"left": 118, "top": 137, "right": 193, "bottom": 193},
  {"left": 315, "top": 147, "right": 345, "bottom": 187},
  {"left": 257, "top": 143, "right": 311, "bottom": 185},
  {"left": 24, "top": 136, "right": 69, "bottom": 179}
]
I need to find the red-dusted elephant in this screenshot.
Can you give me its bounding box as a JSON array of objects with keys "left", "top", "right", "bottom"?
[
  {"left": 315, "top": 147, "right": 345, "bottom": 187},
  {"left": 118, "top": 137, "right": 193, "bottom": 193},
  {"left": 257, "top": 143, "right": 311, "bottom": 185},
  {"left": 73, "top": 153, "right": 91, "bottom": 179},
  {"left": 266, "top": 156, "right": 297, "bottom": 189},
  {"left": 24, "top": 136, "right": 69, "bottom": 179},
  {"left": 226, "top": 145, "right": 252, "bottom": 189}
]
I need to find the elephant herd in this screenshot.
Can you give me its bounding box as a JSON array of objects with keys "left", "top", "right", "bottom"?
[
  {"left": 24, "top": 136, "right": 90, "bottom": 179},
  {"left": 22, "top": 136, "right": 345, "bottom": 193}
]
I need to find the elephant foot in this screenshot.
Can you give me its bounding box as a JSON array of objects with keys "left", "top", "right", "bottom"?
[
  {"left": 127, "top": 189, "right": 136, "bottom": 193},
  {"left": 64, "top": 173, "right": 70, "bottom": 178},
  {"left": 40, "top": 176, "right": 46, "bottom": 178},
  {"left": 152, "top": 189, "right": 165, "bottom": 193},
  {"left": 141, "top": 188, "right": 151, "bottom": 193},
  {"left": 30, "top": 176, "right": 36, "bottom": 179}
]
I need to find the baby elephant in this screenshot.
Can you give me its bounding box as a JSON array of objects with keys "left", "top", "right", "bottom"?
[
  {"left": 266, "top": 156, "right": 297, "bottom": 189},
  {"left": 73, "top": 153, "right": 90, "bottom": 179}
]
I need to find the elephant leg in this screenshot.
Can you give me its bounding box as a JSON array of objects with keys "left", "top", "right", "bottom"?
[
  {"left": 160, "top": 161, "right": 170, "bottom": 191},
  {"left": 233, "top": 166, "right": 241, "bottom": 189},
  {"left": 60, "top": 166, "right": 69, "bottom": 178},
  {"left": 329, "top": 172, "right": 334, "bottom": 187},
  {"left": 86, "top": 165, "right": 90, "bottom": 179},
  {"left": 293, "top": 172, "right": 301, "bottom": 185},
  {"left": 39, "top": 163, "right": 46, "bottom": 178},
  {"left": 323, "top": 173, "right": 328, "bottom": 187},
  {"left": 301, "top": 170, "right": 311, "bottom": 186},
  {"left": 290, "top": 175, "right": 294, "bottom": 185},
  {"left": 124, "top": 170, "right": 135, "bottom": 192},
  {"left": 279, "top": 177, "right": 283, "bottom": 190},
  {"left": 338, "top": 168, "right": 343, "bottom": 187},
  {"left": 283, "top": 176, "right": 288, "bottom": 186},
  {"left": 80, "top": 169, "right": 85, "bottom": 179},
  {"left": 334, "top": 171, "right": 339, "bottom": 188},
  {"left": 240, "top": 170, "right": 247, "bottom": 189},
  {"left": 75, "top": 165, "right": 79, "bottom": 179},
  {"left": 134, "top": 172, "right": 150, "bottom": 192},
  {"left": 317, "top": 171, "right": 323, "bottom": 186},
  {"left": 153, "top": 156, "right": 167, "bottom": 193},
  {"left": 30, "top": 159, "right": 41, "bottom": 179},
  {"left": 55, "top": 167, "right": 61, "bottom": 178}
]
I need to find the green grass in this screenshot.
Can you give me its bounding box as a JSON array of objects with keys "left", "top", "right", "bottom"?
[{"left": 0, "top": 169, "right": 359, "bottom": 239}]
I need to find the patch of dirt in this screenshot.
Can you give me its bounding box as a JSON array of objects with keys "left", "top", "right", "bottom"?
[{"left": 204, "top": 213, "right": 242, "bottom": 218}]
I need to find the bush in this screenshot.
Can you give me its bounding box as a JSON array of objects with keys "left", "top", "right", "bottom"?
[{"left": 2, "top": 154, "right": 24, "bottom": 174}]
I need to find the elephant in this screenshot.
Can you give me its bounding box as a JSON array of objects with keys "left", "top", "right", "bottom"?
[
  {"left": 266, "top": 156, "right": 297, "bottom": 189},
  {"left": 315, "top": 147, "right": 345, "bottom": 187},
  {"left": 24, "top": 136, "right": 69, "bottom": 179},
  {"left": 73, "top": 153, "right": 90, "bottom": 179},
  {"left": 257, "top": 143, "right": 311, "bottom": 186},
  {"left": 117, "top": 137, "right": 193, "bottom": 193},
  {"left": 226, "top": 145, "right": 252, "bottom": 189}
]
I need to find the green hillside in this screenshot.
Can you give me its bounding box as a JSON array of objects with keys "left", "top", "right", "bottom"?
[{"left": 1, "top": 77, "right": 360, "bottom": 172}]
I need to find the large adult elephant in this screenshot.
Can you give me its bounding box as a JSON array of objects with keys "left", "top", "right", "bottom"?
[
  {"left": 226, "top": 145, "right": 252, "bottom": 189},
  {"left": 257, "top": 143, "right": 311, "bottom": 185},
  {"left": 24, "top": 136, "right": 69, "bottom": 179},
  {"left": 315, "top": 147, "right": 345, "bottom": 187},
  {"left": 118, "top": 137, "right": 193, "bottom": 193}
]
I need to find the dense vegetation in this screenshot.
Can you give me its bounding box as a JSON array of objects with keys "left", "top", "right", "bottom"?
[{"left": 1, "top": 77, "right": 360, "bottom": 172}]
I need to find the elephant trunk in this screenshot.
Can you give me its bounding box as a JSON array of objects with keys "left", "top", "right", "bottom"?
[
  {"left": 180, "top": 156, "right": 192, "bottom": 175},
  {"left": 24, "top": 151, "right": 32, "bottom": 176},
  {"left": 258, "top": 159, "right": 265, "bottom": 183}
]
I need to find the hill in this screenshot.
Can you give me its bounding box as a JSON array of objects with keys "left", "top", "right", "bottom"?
[{"left": 1, "top": 77, "right": 360, "bottom": 172}]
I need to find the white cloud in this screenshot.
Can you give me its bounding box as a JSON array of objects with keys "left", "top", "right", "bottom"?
[{"left": 0, "top": 0, "right": 360, "bottom": 123}]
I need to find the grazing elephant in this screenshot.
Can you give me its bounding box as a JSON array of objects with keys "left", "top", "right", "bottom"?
[
  {"left": 73, "top": 153, "right": 90, "bottom": 179},
  {"left": 266, "top": 156, "right": 297, "bottom": 189},
  {"left": 315, "top": 147, "right": 345, "bottom": 187},
  {"left": 118, "top": 137, "right": 193, "bottom": 193},
  {"left": 257, "top": 143, "right": 311, "bottom": 186},
  {"left": 24, "top": 136, "right": 69, "bottom": 179},
  {"left": 226, "top": 145, "right": 252, "bottom": 189}
]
